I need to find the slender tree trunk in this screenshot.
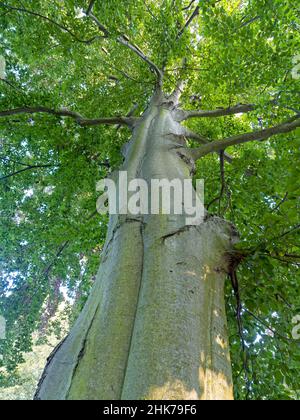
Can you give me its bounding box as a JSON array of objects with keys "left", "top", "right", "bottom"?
[{"left": 35, "top": 90, "right": 236, "bottom": 400}]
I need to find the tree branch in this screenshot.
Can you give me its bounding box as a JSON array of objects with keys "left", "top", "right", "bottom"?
[
  {"left": 0, "top": 156, "right": 42, "bottom": 167},
  {"left": 87, "top": 12, "right": 110, "bottom": 36},
  {"left": 239, "top": 15, "right": 260, "bottom": 29},
  {"left": 190, "top": 117, "right": 300, "bottom": 160},
  {"left": 271, "top": 192, "right": 289, "bottom": 213},
  {"left": 207, "top": 151, "right": 227, "bottom": 214},
  {"left": 1, "top": 77, "right": 25, "bottom": 93},
  {"left": 0, "top": 2, "right": 101, "bottom": 44},
  {"left": 116, "top": 102, "right": 138, "bottom": 131},
  {"left": 228, "top": 262, "right": 251, "bottom": 397},
  {"left": 182, "top": 128, "right": 233, "bottom": 163},
  {"left": 244, "top": 309, "right": 292, "bottom": 342},
  {"left": 169, "top": 79, "right": 186, "bottom": 105},
  {"left": 175, "top": 103, "right": 256, "bottom": 121},
  {"left": 79, "top": 116, "right": 137, "bottom": 127},
  {"left": 276, "top": 224, "right": 300, "bottom": 241},
  {"left": 0, "top": 107, "right": 137, "bottom": 127},
  {"left": 143, "top": 0, "right": 159, "bottom": 22},
  {"left": 0, "top": 164, "right": 54, "bottom": 181},
  {"left": 182, "top": 0, "right": 196, "bottom": 11},
  {"left": 182, "top": 127, "right": 209, "bottom": 144},
  {"left": 263, "top": 253, "right": 300, "bottom": 267},
  {"left": 86, "top": 0, "right": 96, "bottom": 16},
  {"left": 43, "top": 241, "right": 70, "bottom": 278},
  {"left": 86, "top": 7, "right": 163, "bottom": 85},
  {"left": 177, "top": 4, "right": 200, "bottom": 38},
  {"left": 117, "top": 35, "right": 164, "bottom": 84}
]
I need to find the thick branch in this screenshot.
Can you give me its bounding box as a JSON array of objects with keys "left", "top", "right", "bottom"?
[
  {"left": 190, "top": 117, "right": 300, "bottom": 159},
  {"left": 169, "top": 80, "right": 186, "bottom": 105},
  {"left": 0, "top": 107, "right": 83, "bottom": 120},
  {"left": 116, "top": 103, "right": 138, "bottom": 131},
  {"left": 183, "top": 128, "right": 233, "bottom": 163},
  {"left": 176, "top": 103, "right": 256, "bottom": 121},
  {"left": 0, "top": 2, "right": 100, "bottom": 44},
  {"left": 80, "top": 116, "right": 136, "bottom": 127},
  {"left": 0, "top": 107, "right": 136, "bottom": 127},
  {"left": 182, "top": 127, "right": 209, "bottom": 144}
]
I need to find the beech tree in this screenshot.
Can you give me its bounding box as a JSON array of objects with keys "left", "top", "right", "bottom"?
[{"left": 0, "top": 0, "right": 299, "bottom": 400}]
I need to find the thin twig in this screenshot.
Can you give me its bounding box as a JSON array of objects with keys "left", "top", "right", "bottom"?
[
  {"left": 177, "top": 4, "right": 200, "bottom": 38},
  {"left": 239, "top": 15, "right": 260, "bottom": 29},
  {"left": 0, "top": 77, "right": 25, "bottom": 93},
  {"left": 275, "top": 293, "right": 292, "bottom": 309},
  {"left": 0, "top": 164, "right": 54, "bottom": 181},
  {"left": 229, "top": 264, "right": 251, "bottom": 399},
  {"left": 182, "top": 0, "right": 196, "bottom": 11},
  {"left": 271, "top": 192, "right": 288, "bottom": 213},
  {"left": 43, "top": 241, "right": 70, "bottom": 278},
  {"left": 276, "top": 224, "right": 300, "bottom": 240},
  {"left": 244, "top": 309, "right": 292, "bottom": 342},
  {"left": 207, "top": 151, "right": 227, "bottom": 213},
  {"left": 0, "top": 156, "right": 33, "bottom": 167},
  {"left": 143, "top": 0, "right": 159, "bottom": 22}
]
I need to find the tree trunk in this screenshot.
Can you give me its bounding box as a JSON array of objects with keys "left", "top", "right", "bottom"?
[{"left": 35, "top": 90, "right": 236, "bottom": 400}]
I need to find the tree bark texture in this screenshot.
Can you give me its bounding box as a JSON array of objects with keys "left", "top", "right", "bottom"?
[{"left": 35, "top": 91, "right": 237, "bottom": 400}]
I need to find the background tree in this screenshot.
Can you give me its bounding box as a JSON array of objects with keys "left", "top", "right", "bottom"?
[{"left": 0, "top": 0, "right": 299, "bottom": 400}]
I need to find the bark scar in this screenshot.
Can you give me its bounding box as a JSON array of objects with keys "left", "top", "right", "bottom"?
[
  {"left": 161, "top": 225, "right": 195, "bottom": 243},
  {"left": 34, "top": 335, "right": 69, "bottom": 400}
]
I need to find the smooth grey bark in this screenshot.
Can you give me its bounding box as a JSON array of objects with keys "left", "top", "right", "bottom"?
[{"left": 35, "top": 90, "right": 237, "bottom": 400}]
